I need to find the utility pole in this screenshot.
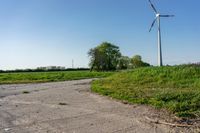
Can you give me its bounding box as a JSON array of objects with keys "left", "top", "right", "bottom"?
[{"left": 72, "top": 59, "right": 74, "bottom": 68}]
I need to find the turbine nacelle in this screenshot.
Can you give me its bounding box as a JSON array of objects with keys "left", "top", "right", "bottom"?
[{"left": 148, "top": 0, "right": 174, "bottom": 32}]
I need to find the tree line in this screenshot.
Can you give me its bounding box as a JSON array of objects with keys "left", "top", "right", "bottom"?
[
  {"left": 88, "top": 42, "right": 150, "bottom": 71},
  {"left": 0, "top": 67, "right": 89, "bottom": 73}
]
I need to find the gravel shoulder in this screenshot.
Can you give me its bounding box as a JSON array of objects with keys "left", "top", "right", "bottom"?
[{"left": 0, "top": 79, "right": 198, "bottom": 133}]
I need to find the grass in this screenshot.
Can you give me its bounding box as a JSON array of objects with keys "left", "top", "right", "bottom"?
[
  {"left": 92, "top": 66, "right": 200, "bottom": 118},
  {"left": 0, "top": 71, "right": 114, "bottom": 84}
]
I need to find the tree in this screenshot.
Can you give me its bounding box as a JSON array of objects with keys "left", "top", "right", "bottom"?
[
  {"left": 131, "top": 55, "right": 150, "bottom": 68},
  {"left": 88, "top": 47, "right": 105, "bottom": 71},
  {"left": 88, "top": 42, "right": 121, "bottom": 71},
  {"left": 117, "top": 56, "right": 131, "bottom": 70}
]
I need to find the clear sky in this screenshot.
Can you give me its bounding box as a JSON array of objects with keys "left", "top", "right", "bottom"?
[{"left": 0, "top": 0, "right": 200, "bottom": 70}]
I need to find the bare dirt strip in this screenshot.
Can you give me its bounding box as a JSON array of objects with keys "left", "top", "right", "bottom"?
[{"left": 0, "top": 79, "right": 199, "bottom": 133}]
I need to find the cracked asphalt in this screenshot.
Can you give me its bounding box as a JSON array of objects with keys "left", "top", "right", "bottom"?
[{"left": 0, "top": 79, "right": 196, "bottom": 133}]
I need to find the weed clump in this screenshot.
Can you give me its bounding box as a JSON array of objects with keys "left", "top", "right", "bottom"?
[{"left": 22, "top": 91, "right": 30, "bottom": 94}]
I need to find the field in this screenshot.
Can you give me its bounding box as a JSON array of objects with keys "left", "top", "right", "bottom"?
[
  {"left": 92, "top": 66, "right": 200, "bottom": 118},
  {"left": 0, "top": 71, "right": 114, "bottom": 84},
  {"left": 1, "top": 67, "right": 200, "bottom": 118}
]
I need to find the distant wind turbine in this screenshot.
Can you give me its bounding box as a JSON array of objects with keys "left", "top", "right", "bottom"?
[{"left": 148, "top": 0, "right": 174, "bottom": 66}]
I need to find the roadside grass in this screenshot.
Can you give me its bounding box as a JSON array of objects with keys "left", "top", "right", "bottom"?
[
  {"left": 92, "top": 66, "right": 200, "bottom": 118},
  {"left": 0, "top": 71, "right": 114, "bottom": 84}
]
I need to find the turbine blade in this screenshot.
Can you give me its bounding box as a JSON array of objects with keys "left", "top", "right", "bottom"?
[
  {"left": 148, "top": 0, "right": 158, "bottom": 14},
  {"left": 149, "top": 18, "right": 157, "bottom": 32},
  {"left": 160, "top": 15, "right": 175, "bottom": 17}
]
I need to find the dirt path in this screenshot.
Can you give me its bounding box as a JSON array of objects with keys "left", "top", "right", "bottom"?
[{"left": 0, "top": 79, "right": 197, "bottom": 133}]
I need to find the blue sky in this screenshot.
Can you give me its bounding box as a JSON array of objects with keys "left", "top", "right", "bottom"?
[{"left": 0, "top": 0, "right": 200, "bottom": 70}]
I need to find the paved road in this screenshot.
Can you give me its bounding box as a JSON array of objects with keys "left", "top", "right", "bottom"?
[{"left": 0, "top": 79, "right": 193, "bottom": 133}]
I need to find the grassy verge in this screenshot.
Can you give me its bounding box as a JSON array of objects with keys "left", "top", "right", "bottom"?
[
  {"left": 92, "top": 66, "right": 200, "bottom": 118},
  {"left": 0, "top": 71, "right": 114, "bottom": 84}
]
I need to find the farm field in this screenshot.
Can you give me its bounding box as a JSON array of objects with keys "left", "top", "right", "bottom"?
[
  {"left": 92, "top": 66, "right": 200, "bottom": 118},
  {"left": 0, "top": 71, "right": 114, "bottom": 84}
]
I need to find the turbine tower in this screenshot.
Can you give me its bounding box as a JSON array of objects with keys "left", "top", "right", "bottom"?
[{"left": 148, "top": 0, "right": 174, "bottom": 66}]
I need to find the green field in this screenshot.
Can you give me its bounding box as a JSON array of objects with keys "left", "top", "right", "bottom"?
[
  {"left": 1, "top": 67, "right": 200, "bottom": 118},
  {"left": 92, "top": 66, "right": 200, "bottom": 118},
  {"left": 0, "top": 71, "right": 114, "bottom": 84}
]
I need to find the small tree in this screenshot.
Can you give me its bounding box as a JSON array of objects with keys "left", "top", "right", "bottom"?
[
  {"left": 131, "top": 55, "right": 150, "bottom": 68},
  {"left": 117, "top": 56, "right": 130, "bottom": 70}
]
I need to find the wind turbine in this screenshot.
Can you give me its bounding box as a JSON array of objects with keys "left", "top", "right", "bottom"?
[{"left": 148, "top": 0, "right": 174, "bottom": 66}]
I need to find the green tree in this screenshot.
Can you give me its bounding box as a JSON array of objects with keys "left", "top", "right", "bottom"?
[
  {"left": 88, "top": 42, "right": 121, "bottom": 71},
  {"left": 131, "top": 55, "right": 150, "bottom": 68},
  {"left": 117, "top": 56, "right": 130, "bottom": 70}
]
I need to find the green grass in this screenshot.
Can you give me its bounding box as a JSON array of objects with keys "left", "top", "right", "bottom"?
[
  {"left": 0, "top": 71, "right": 114, "bottom": 84},
  {"left": 92, "top": 66, "right": 200, "bottom": 118}
]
